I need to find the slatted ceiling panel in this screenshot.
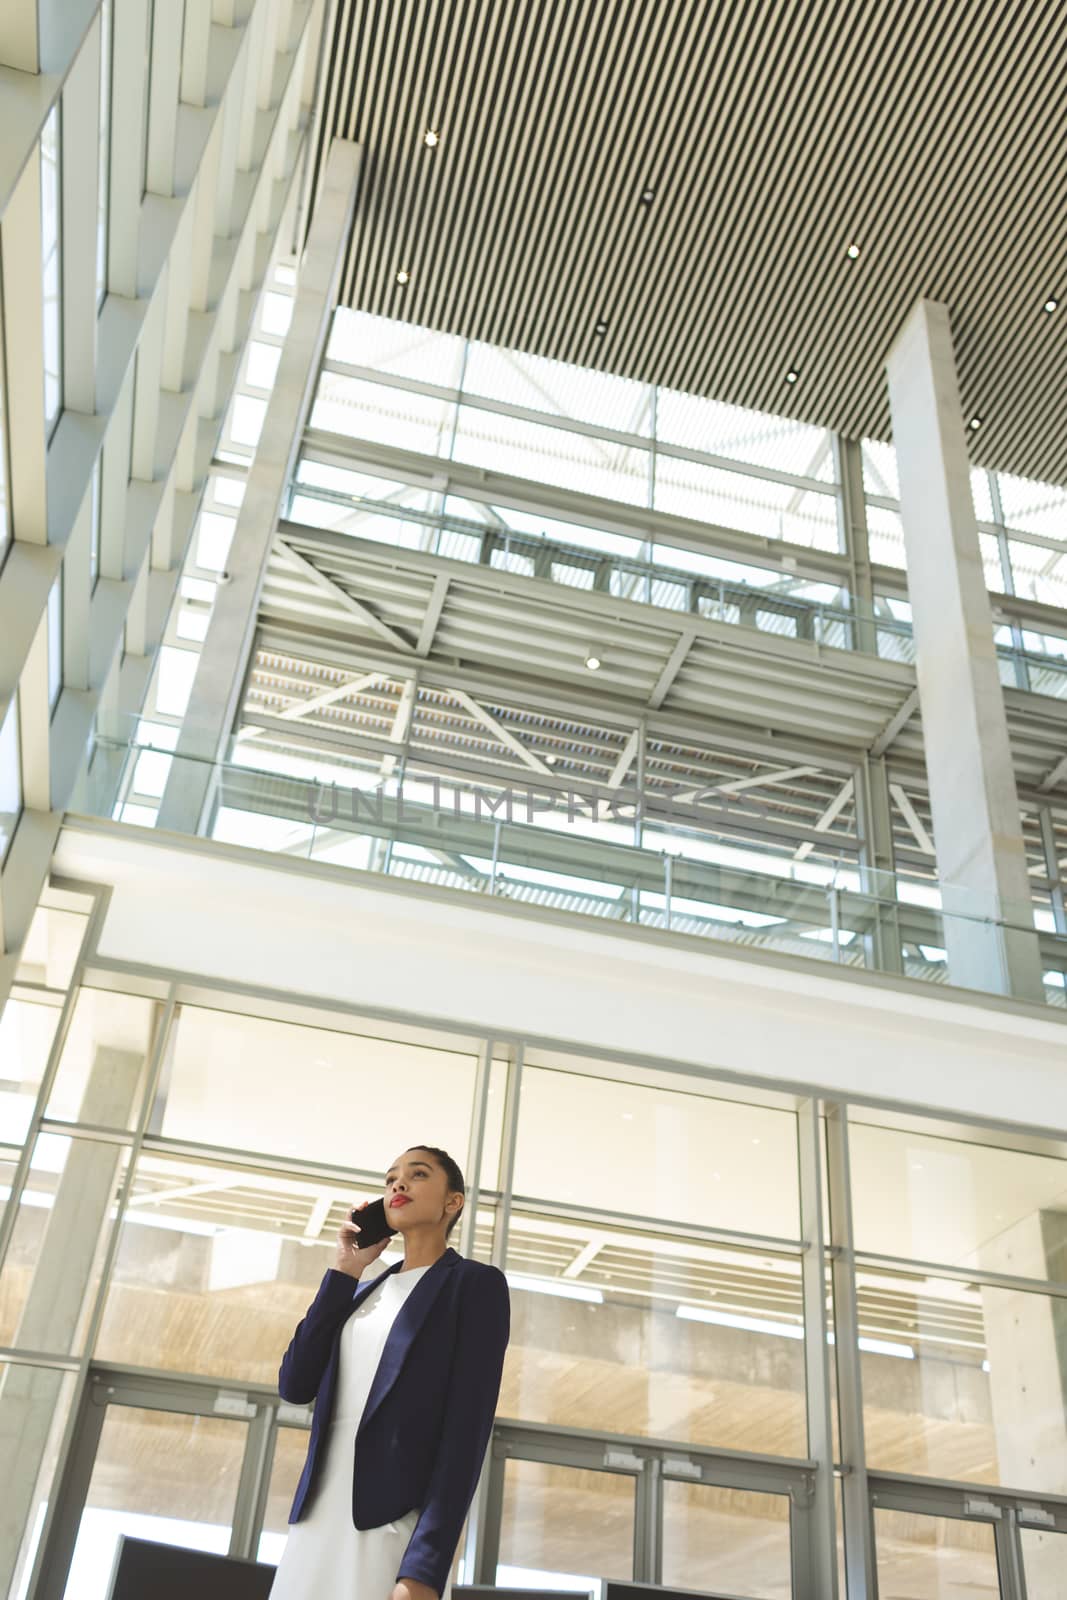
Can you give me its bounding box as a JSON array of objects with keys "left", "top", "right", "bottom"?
[{"left": 312, "top": 0, "right": 1067, "bottom": 483}]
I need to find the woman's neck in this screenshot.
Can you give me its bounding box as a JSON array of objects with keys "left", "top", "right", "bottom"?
[{"left": 400, "top": 1233, "right": 450, "bottom": 1272}]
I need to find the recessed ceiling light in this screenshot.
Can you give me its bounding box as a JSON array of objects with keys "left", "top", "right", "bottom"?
[
  {"left": 395, "top": 269, "right": 410, "bottom": 285},
  {"left": 594, "top": 320, "right": 608, "bottom": 336},
  {"left": 640, "top": 188, "right": 655, "bottom": 204},
  {"left": 423, "top": 130, "right": 440, "bottom": 148},
  {"left": 969, "top": 416, "right": 982, "bottom": 430},
  {"left": 1044, "top": 297, "right": 1059, "bottom": 313},
  {"left": 544, "top": 752, "right": 558, "bottom": 765},
  {"left": 785, "top": 369, "right": 798, "bottom": 383},
  {"left": 846, "top": 243, "right": 861, "bottom": 260},
  {"left": 584, "top": 653, "right": 601, "bottom": 670}
]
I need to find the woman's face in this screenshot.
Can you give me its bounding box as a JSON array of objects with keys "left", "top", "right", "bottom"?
[{"left": 384, "top": 1149, "right": 460, "bottom": 1234}]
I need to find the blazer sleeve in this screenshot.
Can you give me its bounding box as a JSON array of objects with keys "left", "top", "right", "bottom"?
[
  {"left": 396, "top": 1263, "right": 511, "bottom": 1595},
  {"left": 277, "top": 1268, "right": 359, "bottom": 1404}
]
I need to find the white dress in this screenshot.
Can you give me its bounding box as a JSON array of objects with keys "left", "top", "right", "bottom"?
[{"left": 270, "top": 1263, "right": 453, "bottom": 1599}]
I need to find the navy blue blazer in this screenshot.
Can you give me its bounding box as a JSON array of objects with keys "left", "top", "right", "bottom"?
[{"left": 278, "top": 1246, "right": 510, "bottom": 1595}]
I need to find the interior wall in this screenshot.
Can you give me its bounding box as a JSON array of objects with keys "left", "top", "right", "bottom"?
[{"left": 53, "top": 820, "right": 1067, "bottom": 1133}]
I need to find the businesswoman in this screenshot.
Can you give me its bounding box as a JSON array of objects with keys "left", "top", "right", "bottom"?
[{"left": 270, "top": 1145, "right": 510, "bottom": 1600}]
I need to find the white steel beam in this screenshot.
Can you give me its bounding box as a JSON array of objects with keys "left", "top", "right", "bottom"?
[{"left": 158, "top": 136, "right": 361, "bottom": 834}]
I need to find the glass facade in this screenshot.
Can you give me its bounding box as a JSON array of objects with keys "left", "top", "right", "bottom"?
[
  {"left": 2, "top": 879, "right": 1067, "bottom": 1595},
  {"left": 40, "top": 105, "right": 62, "bottom": 438},
  {"left": 96, "top": 0, "right": 111, "bottom": 306}
]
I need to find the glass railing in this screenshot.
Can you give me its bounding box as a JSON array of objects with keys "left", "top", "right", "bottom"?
[
  {"left": 72, "top": 732, "right": 1067, "bottom": 1009},
  {"left": 284, "top": 484, "right": 1067, "bottom": 697}
]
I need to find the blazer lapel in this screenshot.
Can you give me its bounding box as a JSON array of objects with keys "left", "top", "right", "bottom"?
[{"left": 359, "top": 1248, "right": 458, "bottom": 1428}]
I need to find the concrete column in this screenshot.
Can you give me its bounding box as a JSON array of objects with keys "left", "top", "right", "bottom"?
[
  {"left": 157, "top": 137, "right": 361, "bottom": 835},
  {"left": 979, "top": 1211, "right": 1067, "bottom": 1596},
  {"left": 885, "top": 300, "right": 1044, "bottom": 1002}
]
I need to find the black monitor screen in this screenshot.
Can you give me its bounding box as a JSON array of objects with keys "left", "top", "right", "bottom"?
[
  {"left": 106, "top": 1536, "right": 276, "bottom": 1600},
  {"left": 605, "top": 1586, "right": 730, "bottom": 1600},
  {"left": 453, "top": 1590, "right": 592, "bottom": 1599}
]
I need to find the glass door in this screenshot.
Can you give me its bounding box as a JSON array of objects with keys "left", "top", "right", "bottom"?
[
  {"left": 662, "top": 1480, "right": 793, "bottom": 1598},
  {"left": 494, "top": 1458, "right": 638, "bottom": 1595},
  {"left": 868, "top": 1475, "right": 1056, "bottom": 1600},
  {"left": 33, "top": 1370, "right": 273, "bottom": 1600},
  {"left": 62, "top": 1404, "right": 250, "bottom": 1596}
]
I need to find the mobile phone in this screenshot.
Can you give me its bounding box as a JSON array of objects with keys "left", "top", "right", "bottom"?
[{"left": 348, "top": 1197, "right": 397, "bottom": 1248}]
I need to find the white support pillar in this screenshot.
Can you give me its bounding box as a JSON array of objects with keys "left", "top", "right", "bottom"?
[
  {"left": 158, "top": 137, "right": 361, "bottom": 834},
  {"left": 885, "top": 300, "right": 1044, "bottom": 1002}
]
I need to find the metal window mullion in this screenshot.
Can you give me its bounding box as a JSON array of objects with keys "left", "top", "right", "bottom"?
[
  {"left": 458, "top": 1035, "right": 494, "bottom": 1261},
  {"left": 0, "top": 886, "right": 111, "bottom": 1275},
  {"left": 1038, "top": 805, "right": 1066, "bottom": 935},
  {"left": 833, "top": 436, "right": 876, "bottom": 655},
  {"left": 29, "top": 1372, "right": 110, "bottom": 1600},
  {"left": 23, "top": 989, "right": 178, "bottom": 1600},
  {"left": 467, "top": 1040, "right": 521, "bottom": 1586},
  {"left": 319, "top": 358, "right": 838, "bottom": 500},
  {"left": 826, "top": 1102, "right": 877, "bottom": 1600},
  {"left": 634, "top": 1454, "right": 662, "bottom": 1584},
  {"left": 228, "top": 1400, "right": 277, "bottom": 1562},
  {"left": 994, "top": 1507, "right": 1029, "bottom": 1600},
  {"left": 797, "top": 1098, "right": 839, "bottom": 1599}
]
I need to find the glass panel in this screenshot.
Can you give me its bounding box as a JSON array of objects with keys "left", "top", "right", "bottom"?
[
  {"left": 978, "top": 531, "right": 1004, "bottom": 591},
  {"left": 866, "top": 504, "right": 907, "bottom": 567},
  {"left": 1008, "top": 538, "right": 1067, "bottom": 610},
  {"left": 15, "top": 901, "right": 89, "bottom": 989},
  {"left": 311, "top": 373, "right": 455, "bottom": 455},
  {"left": 90, "top": 461, "right": 101, "bottom": 588},
  {"left": 0, "top": 995, "right": 62, "bottom": 1146},
  {"left": 453, "top": 405, "right": 650, "bottom": 505},
  {"left": 228, "top": 394, "right": 267, "bottom": 449},
  {"left": 998, "top": 471, "right": 1067, "bottom": 540},
  {"left": 860, "top": 1267, "right": 1067, "bottom": 1488},
  {"left": 0, "top": 289, "right": 9, "bottom": 563},
  {"left": 849, "top": 1120, "right": 1067, "bottom": 1280},
  {"left": 257, "top": 1424, "right": 309, "bottom": 1564},
  {"left": 45, "top": 987, "right": 157, "bottom": 1128},
  {"left": 48, "top": 575, "right": 62, "bottom": 710},
  {"left": 496, "top": 1460, "right": 633, "bottom": 1589},
  {"left": 655, "top": 455, "right": 840, "bottom": 550},
  {"left": 158, "top": 1005, "right": 477, "bottom": 1171},
  {"left": 245, "top": 341, "right": 281, "bottom": 389},
  {"left": 94, "top": 1153, "right": 486, "bottom": 1382},
  {"left": 260, "top": 292, "right": 293, "bottom": 336},
  {"left": 195, "top": 510, "right": 236, "bottom": 570},
  {"left": 327, "top": 309, "right": 466, "bottom": 387},
  {"left": 1020, "top": 1525, "right": 1067, "bottom": 1599},
  {"left": 0, "top": 1134, "right": 129, "bottom": 1356},
  {"left": 465, "top": 343, "right": 653, "bottom": 435},
  {"left": 1, "top": 687, "right": 21, "bottom": 861},
  {"left": 971, "top": 469, "right": 994, "bottom": 523},
  {"left": 657, "top": 389, "right": 835, "bottom": 480},
  {"left": 662, "top": 1482, "right": 791, "bottom": 1598},
  {"left": 502, "top": 1208, "right": 807, "bottom": 1454},
  {"left": 873, "top": 1508, "right": 1000, "bottom": 1599},
  {"left": 61, "top": 1406, "right": 248, "bottom": 1600},
  {"left": 41, "top": 105, "right": 62, "bottom": 435},
  {"left": 96, "top": 0, "right": 110, "bottom": 304},
  {"left": 514, "top": 1063, "right": 800, "bottom": 1237},
  {"left": 154, "top": 643, "right": 199, "bottom": 716},
  {"left": 1, "top": 1358, "right": 79, "bottom": 1600},
  {"left": 862, "top": 439, "right": 899, "bottom": 498}
]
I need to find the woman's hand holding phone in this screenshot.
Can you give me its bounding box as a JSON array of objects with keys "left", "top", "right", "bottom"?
[{"left": 333, "top": 1200, "right": 392, "bottom": 1279}]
